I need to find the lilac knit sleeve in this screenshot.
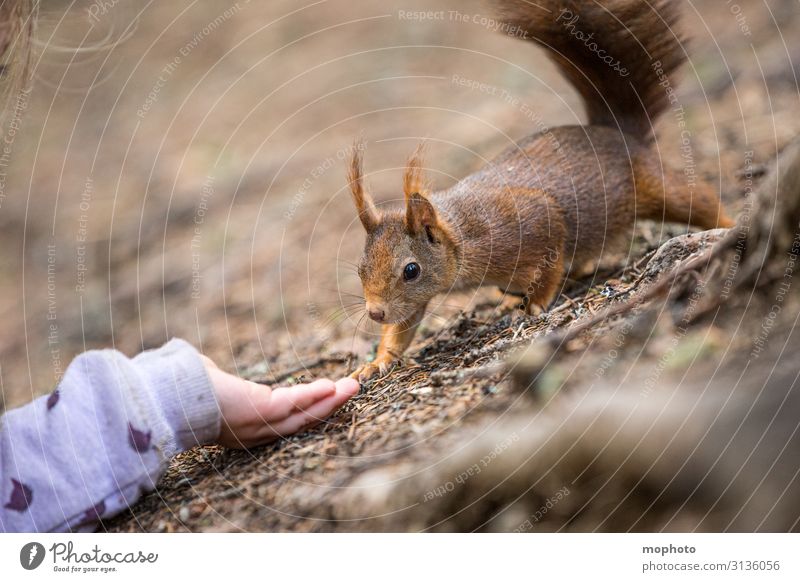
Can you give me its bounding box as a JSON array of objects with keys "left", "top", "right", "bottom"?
[{"left": 0, "top": 339, "right": 220, "bottom": 532}]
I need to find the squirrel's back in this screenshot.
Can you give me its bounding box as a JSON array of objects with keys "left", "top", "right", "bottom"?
[{"left": 432, "top": 0, "right": 732, "bottom": 274}]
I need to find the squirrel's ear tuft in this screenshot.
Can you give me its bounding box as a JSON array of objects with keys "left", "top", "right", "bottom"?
[
  {"left": 404, "top": 142, "right": 438, "bottom": 236},
  {"left": 406, "top": 192, "right": 438, "bottom": 237},
  {"left": 403, "top": 141, "right": 428, "bottom": 202},
  {"left": 348, "top": 139, "right": 379, "bottom": 232}
]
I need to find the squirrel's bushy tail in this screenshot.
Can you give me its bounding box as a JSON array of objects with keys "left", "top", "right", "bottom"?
[{"left": 494, "top": 0, "right": 683, "bottom": 138}]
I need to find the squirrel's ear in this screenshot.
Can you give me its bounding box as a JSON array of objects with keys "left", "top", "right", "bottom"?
[
  {"left": 348, "top": 140, "right": 379, "bottom": 232},
  {"left": 404, "top": 142, "right": 438, "bottom": 237},
  {"left": 406, "top": 192, "right": 438, "bottom": 238}
]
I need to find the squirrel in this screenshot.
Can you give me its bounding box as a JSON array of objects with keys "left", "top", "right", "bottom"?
[{"left": 346, "top": 0, "right": 734, "bottom": 382}]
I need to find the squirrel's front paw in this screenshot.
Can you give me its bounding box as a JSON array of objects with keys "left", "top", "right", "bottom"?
[{"left": 350, "top": 358, "right": 397, "bottom": 383}]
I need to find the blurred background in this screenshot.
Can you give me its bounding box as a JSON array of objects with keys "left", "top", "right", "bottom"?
[{"left": 1, "top": 0, "right": 798, "bottom": 409}]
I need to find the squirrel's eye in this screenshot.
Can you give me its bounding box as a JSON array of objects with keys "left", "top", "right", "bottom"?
[{"left": 403, "top": 262, "right": 420, "bottom": 281}]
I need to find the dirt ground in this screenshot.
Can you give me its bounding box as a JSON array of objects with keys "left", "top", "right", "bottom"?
[{"left": 1, "top": 0, "right": 799, "bottom": 531}]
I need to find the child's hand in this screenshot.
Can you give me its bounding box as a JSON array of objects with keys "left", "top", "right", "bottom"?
[{"left": 200, "top": 357, "right": 359, "bottom": 448}]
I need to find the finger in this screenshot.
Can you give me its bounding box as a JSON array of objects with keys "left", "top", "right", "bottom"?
[
  {"left": 250, "top": 378, "right": 359, "bottom": 443},
  {"left": 334, "top": 377, "right": 360, "bottom": 397},
  {"left": 266, "top": 379, "right": 336, "bottom": 420},
  {"left": 266, "top": 378, "right": 359, "bottom": 436}
]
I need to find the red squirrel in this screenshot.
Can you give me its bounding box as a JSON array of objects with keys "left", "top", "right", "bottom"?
[{"left": 346, "top": 0, "right": 734, "bottom": 382}]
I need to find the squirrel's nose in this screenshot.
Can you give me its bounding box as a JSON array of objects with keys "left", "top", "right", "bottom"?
[{"left": 368, "top": 307, "right": 386, "bottom": 322}]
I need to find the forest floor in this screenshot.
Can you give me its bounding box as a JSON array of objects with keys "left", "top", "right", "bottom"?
[{"left": 105, "top": 213, "right": 779, "bottom": 532}]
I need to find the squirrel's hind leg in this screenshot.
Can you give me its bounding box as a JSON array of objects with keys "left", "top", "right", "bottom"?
[
  {"left": 515, "top": 245, "right": 565, "bottom": 316},
  {"left": 506, "top": 190, "right": 568, "bottom": 316}
]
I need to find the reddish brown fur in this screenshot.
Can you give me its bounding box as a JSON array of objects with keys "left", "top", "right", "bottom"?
[
  {"left": 348, "top": 137, "right": 379, "bottom": 232},
  {"left": 346, "top": 0, "right": 734, "bottom": 382},
  {"left": 497, "top": 0, "right": 686, "bottom": 138}
]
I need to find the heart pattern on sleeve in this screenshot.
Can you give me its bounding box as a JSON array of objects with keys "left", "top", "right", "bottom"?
[
  {"left": 4, "top": 479, "right": 33, "bottom": 512},
  {"left": 127, "top": 423, "right": 152, "bottom": 453},
  {"left": 79, "top": 499, "right": 106, "bottom": 526},
  {"left": 47, "top": 389, "right": 60, "bottom": 410}
]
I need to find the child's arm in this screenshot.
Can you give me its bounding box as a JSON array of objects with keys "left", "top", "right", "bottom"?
[{"left": 0, "top": 339, "right": 220, "bottom": 532}]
